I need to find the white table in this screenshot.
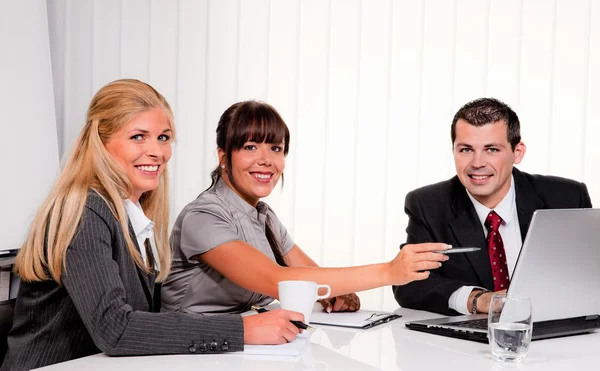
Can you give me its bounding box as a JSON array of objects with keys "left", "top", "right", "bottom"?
[{"left": 36, "top": 307, "right": 600, "bottom": 370}]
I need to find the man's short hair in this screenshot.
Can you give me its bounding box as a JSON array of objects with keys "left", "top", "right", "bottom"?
[{"left": 451, "top": 98, "right": 521, "bottom": 150}]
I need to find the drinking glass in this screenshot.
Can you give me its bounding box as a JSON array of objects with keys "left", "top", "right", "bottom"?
[{"left": 488, "top": 294, "right": 532, "bottom": 363}]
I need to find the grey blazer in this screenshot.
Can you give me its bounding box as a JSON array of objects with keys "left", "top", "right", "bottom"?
[{"left": 1, "top": 191, "right": 244, "bottom": 371}]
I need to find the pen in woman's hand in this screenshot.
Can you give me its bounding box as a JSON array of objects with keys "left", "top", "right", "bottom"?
[{"left": 251, "top": 305, "right": 314, "bottom": 331}]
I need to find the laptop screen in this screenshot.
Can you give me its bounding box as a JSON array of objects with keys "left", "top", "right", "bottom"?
[{"left": 507, "top": 208, "right": 600, "bottom": 322}]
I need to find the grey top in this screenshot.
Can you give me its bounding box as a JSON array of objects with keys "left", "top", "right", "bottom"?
[{"left": 161, "top": 179, "right": 295, "bottom": 315}]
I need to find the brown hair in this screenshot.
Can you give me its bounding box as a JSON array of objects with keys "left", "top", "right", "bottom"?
[
  {"left": 209, "top": 100, "right": 290, "bottom": 266},
  {"left": 451, "top": 97, "right": 521, "bottom": 150}
]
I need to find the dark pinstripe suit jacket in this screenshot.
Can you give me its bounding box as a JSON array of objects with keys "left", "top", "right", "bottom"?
[{"left": 1, "top": 192, "right": 244, "bottom": 371}]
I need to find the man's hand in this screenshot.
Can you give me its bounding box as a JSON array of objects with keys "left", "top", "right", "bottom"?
[
  {"left": 468, "top": 289, "right": 507, "bottom": 314},
  {"left": 242, "top": 309, "right": 304, "bottom": 344},
  {"left": 319, "top": 293, "right": 361, "bottom": 313}
]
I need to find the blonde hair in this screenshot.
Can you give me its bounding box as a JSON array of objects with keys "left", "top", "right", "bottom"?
[{"left": 15, "top": 79, "right": 175, "bottom": 283}]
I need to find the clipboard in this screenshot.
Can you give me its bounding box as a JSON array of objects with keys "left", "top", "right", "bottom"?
[{"left": 309, "top": 309, "right": 401, "bottom": 329}]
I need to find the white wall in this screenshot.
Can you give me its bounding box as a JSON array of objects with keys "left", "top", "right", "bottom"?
[
  {"left": 47, "top": 0, "right": 600, "bottom": 311},
  {"left": 0, "top": 0, "right": 59, "bottom": 252}
]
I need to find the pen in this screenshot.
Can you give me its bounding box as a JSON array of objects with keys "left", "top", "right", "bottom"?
[
  {"left": 251, "top": 305, "right": 314, "bottom": 331},
  {"left": 436, "top": 247, "right": 481, "bottom": 254}
]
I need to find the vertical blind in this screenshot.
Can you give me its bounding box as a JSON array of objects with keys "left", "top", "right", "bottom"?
[{"left": 47, "top": 0, "right": 600, "bottom": 314}]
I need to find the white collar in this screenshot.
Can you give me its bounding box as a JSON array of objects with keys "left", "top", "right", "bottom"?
[
  {"left": 124, "top": 199, "right": 154, "bottom": 242},
  {"left": 467, "top": 175, "right": 516, "bottom": 226}
]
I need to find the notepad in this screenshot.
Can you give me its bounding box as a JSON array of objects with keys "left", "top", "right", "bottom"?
[
  {"left": 242, "top": 332, "right": 311, "bottom": 356},
  {"left": 310, "top": 309, "right": 401, "bottom": 329},
  {"left": 240, "top": 303, "right": 312, "bottom": 356}
]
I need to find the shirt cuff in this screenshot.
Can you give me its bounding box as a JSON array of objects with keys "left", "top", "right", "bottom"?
[{"left": 448, "top": 286, "right": 482, "bottom": 315}]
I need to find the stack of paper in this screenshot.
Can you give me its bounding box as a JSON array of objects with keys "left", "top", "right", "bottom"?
[
  {"left": 242, "top": 332, "right": 311, "bottom": 356},
  {"left": 240, "top": 303, "right": 312, "bottom": 357}
]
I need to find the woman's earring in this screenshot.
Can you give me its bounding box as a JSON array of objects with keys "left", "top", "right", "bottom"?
[{"left": 221, "top": 164, "right": 225, "bottom": 169}]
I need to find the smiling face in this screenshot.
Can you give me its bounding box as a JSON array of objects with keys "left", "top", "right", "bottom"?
[
  {"left": 104, "top": 108, "right": 173, "bottom": 203},
  {"left": 453, "top": 119, "right": 526, "bottom": 208},
  {"left": 219, "top": 141, "right": 285, "bottom": 206}
]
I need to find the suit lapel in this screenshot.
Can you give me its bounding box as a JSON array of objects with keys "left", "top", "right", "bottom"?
[
  {"left": 128, "top": 223, "right": 154, "bottom": 309},
  {"left": 446, "top": 170, "right": 543, "bottom": 288},
  {"left": 448, "top": 178, "right": 494, "bottom": 289},
  {"left": 513, "top": 168, "right": 544, "bottom": 240}
]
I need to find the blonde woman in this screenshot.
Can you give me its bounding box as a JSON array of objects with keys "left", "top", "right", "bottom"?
[{"left": 2, "top": 80, "right": 303, "bottom": 371}]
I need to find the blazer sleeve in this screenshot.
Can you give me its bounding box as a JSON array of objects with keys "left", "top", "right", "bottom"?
[
  {"left": 392, "top": 191, "right": 466, "bottom": 316},
  {"left": 61, "top": 206, "right": 245, "bottom": 356}
]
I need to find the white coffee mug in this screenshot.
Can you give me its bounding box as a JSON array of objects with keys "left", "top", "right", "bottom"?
[{"left": 278, "top": 280, "right": 331, "bottom": 324}]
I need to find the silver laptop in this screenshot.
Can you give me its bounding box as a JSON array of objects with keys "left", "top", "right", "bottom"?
[{"left": 405, "top": 208, "right": 600, "bottom": 342}]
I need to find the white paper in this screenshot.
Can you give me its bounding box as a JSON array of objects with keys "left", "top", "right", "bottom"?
[
  {"left": 240, "top": 302, "right": 312, "bottom": 356},
  {"left": 242, "top": 332, "right": 311, "bottom": 357}
]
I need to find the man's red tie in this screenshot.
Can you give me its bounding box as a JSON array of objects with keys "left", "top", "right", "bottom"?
[{"left": 485, "top": 211, "right": 510, "bottom": 291}]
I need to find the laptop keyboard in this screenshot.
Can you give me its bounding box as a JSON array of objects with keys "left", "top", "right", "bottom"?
[{"left": 449, "top": 318, "right": 489, "bottom": 330}]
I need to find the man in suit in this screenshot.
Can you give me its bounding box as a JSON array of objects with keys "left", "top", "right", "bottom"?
[{"left": 393, "top": 98, "right": 592, "bottom": 316}]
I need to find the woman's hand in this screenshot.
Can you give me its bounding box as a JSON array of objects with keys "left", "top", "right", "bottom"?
[
  {"left": 387, "top": 243, "right": 450, "bottom": 285},
  {"left": 319, "top": 293, "right": 361, "bottom": 313},
  {"left": 242, "top": 309, "right": 305, "bottom": 345}
]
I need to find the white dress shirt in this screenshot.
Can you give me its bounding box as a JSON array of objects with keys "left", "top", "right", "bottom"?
[
  {"left": 448, "top": 176, "right": 523, "bottom": 314},
  {"left": 124, "top": 199, "right": 156, "bottom": 268}
]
